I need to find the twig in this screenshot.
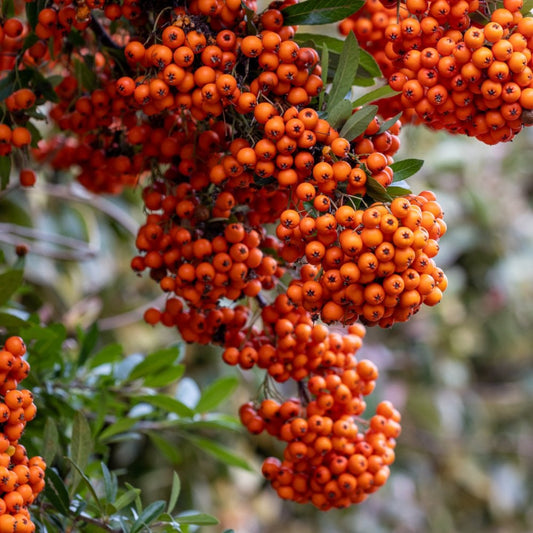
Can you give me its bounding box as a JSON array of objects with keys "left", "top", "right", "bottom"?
[
  {"left": 97, "top": 294, "right": 167, "bottom": 331},
  {"left": 90, "top": 16, "right": 122, "bottom": 50}
]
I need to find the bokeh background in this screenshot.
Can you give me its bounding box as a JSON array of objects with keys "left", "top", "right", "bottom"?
[{"left": 1, "top": 2, "right": 533, "bottom": 528}]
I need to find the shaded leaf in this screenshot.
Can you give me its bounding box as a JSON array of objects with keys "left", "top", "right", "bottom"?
[
  {"left": 390, "top": 159, "right": 424, "bottom": 182},
  {"left": 186, "top": 435, "right": 252, "bottom": 470},
  {"left": 70, "top": 412, "right": 92, "bottom": 494},
  {"left": 99, "top": 418, "right": 138, "bottom": 442},
  {"left": 326, "top": 99, "right": 353, "bottom": 130},
  {"left": 143, "top": 364, "right": 185, "bottom": 388},
  {"left": 167, "top": 472, "right": 181, "bottom": 515},
  {"left": 42, "top": 417, "right": 59, "bottom": 467},
  {"left": 114, "top": 487, "right": 141, "bottom": 513},
  {"left": 175, "top": 512, "right": 219, "bottom": 525},
  {"left": 0, "top": 270, "right": 24, "bottom": 308},
  {"left": 78, "top": 322, "right": 99, "bottom": 368},
  {"left": 195, "top": 375, "right": 239, "bottom": 413},
  {"left": 283, "top": 0, "right": 362, "bottom": 25},
  {"left": 328, "top": 32, "right": 360, "bottom": 111},
  {"left": 131, "top": 500, "right": 166, "bottom": 533},
  {"left": 0, "top": 312, "right": 29, "bottom": 333},
  {"left": 128, "top": 346, "right": 181, "bottom": 382},
  {"left": 65, "top": 458, "right": 102, "bottom": 512},
  {"left": 87, "top": 343, "right": 123, "bottom": 369},
  {"left": 386, "top": 185, "right": 412, "bottom": 198},
  {"left": 339, "top": 105, "right": 378, "bottom": 140},
  {"left": 359, "top": 48, "right": 382, "bottom": 78},
  {"left": 366, "top": 176, "right": 393, "bottom": 203},
  {"left": 352, "top": 85, "right": 400, "bottom": 108},
  {"left": 136, "top": 394, "right": 195, "bottom": 418},
  {"left": 295, "top": 33, "right": 344, "bottom": 54},
  {"left": 147, "top": 431, "right": 182, "bottom": 465},
  {"left": 377, "top": 112, "right": 403, "bottom": 134},
  {"left": 44, "top": 468, "right": 71, "bottom": 516},
  {"left": 101, "top": 462, "right": 117, "bottom": 502},
  {"left": 0, "top": 155, "right": 12, "bottom": 190}
]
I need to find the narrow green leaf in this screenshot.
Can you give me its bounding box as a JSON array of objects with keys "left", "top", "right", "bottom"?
[
  {"left": 99, "top": 418, "right": 138, "bottom": 442},
  {"left": 326, "top": 99, "right": 353, "bottom": 130},
  {"left": 113, "top": 487, "right": 141, "bottom": 513},
  {"left": 0, "top": 312, "right": 29, "bottom": 333},
  {"left": 136, "top": 394, "right": 195, "bottom": 418},
  {"left": 167, "top": 472, "right": 181, "bottom": 515},
  {"left": 339, "top": 105, "right": 378, "bottom": 141},
  {"left": 377, "top": 112, "right": 403, "bottom": 134},
  {"left": 521, "top": 0, "right": 533, "bottom": 14},
  {"left": 26, "top": 1, "right": 39, "bottom": 29},
  {"left": 78, "top": 322, "right": 99, "bottom": 368},
  {"left": 43, "top": 468, "right": 71, "bottom": 516},
  {"left": 0, "top": 270, "right": 23, "bottom": 308},
  {"left": 282, "top": 0, "right": 362, "bottom": 25},
  {"left": 0, "top": 155, "right": 12, "bottom": 190},
  {"left": 386, "top": 185, "right": 412, "bottom": 198},
  {"left": 70, "top": 412, "right": 92, "bottom": 494},
  {"left": 176, "top": 512, "right": 219, "bottom": 525},
  {"left": 128, "top": 347, "right": 181, "bottom": 382},
  {"left": 143, "top": 364, "right": 185, "bottom": 388},
  {"left": 195, "top": 375, "right": 239, "bottom": 413},
  {"left": 131, "top": 500, "right": 166, "bottom": 533},
  {"left": 359, "top": 48, "right": 382, "bottom": 78},
  {"left": 186, "top": 435, "right": 252, "bottom": 471},
  {"left": 42, "top": 417, "right": 59, "bottom": 466},
  {"left": 147, "top": 431, "right": 182, "bottom": 464},
  {"left": 64, "top": 457, "right": 102, "bottom": 513},
  {"left": 390, "top": 159, "right": 424, "bottom": 182},
  {"left": 87, "top": 343, "right": 123, "bottom": 369},
  {"left": 101, "top": 462, "right": 117, "bottom": 502},
  {"left": 2, "top": 0, "right": 15, "bottom": 18},
  {"left": 328, "top": 32, "right": 360, "bottom": 111},
  {"left": 319, "top": 42, "right": 329, "bottom": 111},
  {"left": 366, "top": 176, "right": 393, "bottom": 203},
  {"left": 24, "top": 120, "right": 43, "bottom": 148},
  {"left": 174, "top": 413, "right": 242, "bottom": 432},
  {"left": 295, "top": 33, "right": 344, "bottom": 54},
  {"left": 352, "top": 85, "right": 400, "bottom": 108}
]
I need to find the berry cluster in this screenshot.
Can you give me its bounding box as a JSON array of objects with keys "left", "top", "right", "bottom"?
[
  {"left": 0, "top": 337, "right": 46, "bottom": 532},
  {"left": 341, "top": 0, "right": 533, "bottom": 143},
  {"left": 239, "top": 325, "right": 400, "bottom": 509}
]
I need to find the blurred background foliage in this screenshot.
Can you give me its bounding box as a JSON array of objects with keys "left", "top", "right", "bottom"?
[{"left": 1, "top": 121, "right": 533, "bottom": 532}]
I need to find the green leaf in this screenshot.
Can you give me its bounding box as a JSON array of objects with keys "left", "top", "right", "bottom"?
[
  {"left": 43, "top": 468, "right": 71, "bottom": 516},
  {"left": 167, "top": 472, "right": 181, "bottom": 515},
  {"left": 87, "top": 343, "right": 123, "bottom": 369},
  {"left": 359, "top": 48, "right": 382, "bottom": 78},
  {"left": 319, "top": 42, "right": 329, "bottom": 111},
  {"left": 99, "top": 418, "right": 138, "bottom": 442},
  {"left": 377, "top": 112, "right": 403, "bottom": 134},
  {"left": 521, "top": 0, "right": 533, "bottom": 14},
  {"left": 386, "top": 185, "right": 412, "bottom": 198},
  {"left": 195, "top": 375, "right": 239, "bottom": 413},
  {"left": 2, "top": 0, "right": 14, "bottom": 18},
  {"left": 136, "top": 394, "right": 195, "bottom": 418},
  {"left": 147, "top": 431, "right": 182, "bottom": 464},
  {"left": 131, "top": 500, "right": 166, "bottom": 533},
  {"left": 0, "top": 312, "right": 29, "bottom": 333},
  {"left": 101, "top": 462, "right": 118, "bottom": 502},
  {"left": 327, "top": 32, "right": 360, "bottom": 111},
  {"left": 325, "top": 99, "right": 353, "bottom": 130},
  {"left": 186, "top": 435, "right": 252, "bottom": 471},
  {"left": 42, "top": 417, "right": 59, "bottom": 466},
  {"left": 366, "top": 176, "right": 392, "bottom": 203},
  {"left": 65, "top": 458, "right": 103, "bottom": 513},
  {"left": 78, "top": 322, "right": 99, "bottom": 368},
  {"left": 0, "top": 270, "right": 23, "bottom": 307},
  {"left": 282, "top": 0, "right": 362, "bottom": 25},
  {"left": 339, "top": 105, "right": 378, "bottom": 141},
  {"left": 113, "top": 487, "right": 141, "bottom": 513},
  {"left": 0, "top": 155, "right": 12, "bottom": 190},
  {"left": 175, "top": 512, "right": 219, "bottom": 525},
  {"left": 143, "top": 364, "right": 185, "bottom": 388},
  {"left": 73, "top": 58, "right": 97, "bottom": 92},
  {"left": 390, "top": 159, "right": 424, "bottom": 182},
  {"left": 127, "top": 347, "right": 181, "bottom": 382},
  {"left": 24, "top": 120, "right": 43, "bottom": 148},
  {"left": 70, "top": 412, "right": 92, "bottom": 494},
  {"left": 26, "top": 1, "right": 39, "bottom": 29},
  {"left": 352, "top": 85, "right": 400, "bottom": 108},
  {"left": 296, "top": 33, "right": 344, "bottom": 54},
  {"left": 174, "top": 413, "right": 242, "bottom": 432}
]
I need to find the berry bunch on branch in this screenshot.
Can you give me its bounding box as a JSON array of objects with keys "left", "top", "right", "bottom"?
[
  {"left": 0, "top": 336, "right": 45, "bottom": 532},
  {"left": 340, "top": 0, "right": 533, "bottom": 143},
  {"left": 0, "top": 0, "right": 472, "bottom": 512}
]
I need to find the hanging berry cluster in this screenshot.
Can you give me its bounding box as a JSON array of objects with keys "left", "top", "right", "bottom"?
[
  {"left": 1, "top": 0, "right": 454, "bottom": 510},
  {"left": 0, "top": 336, "right": 45, "bottom": 532},
  {"left": 340, "top": 0, "right": 533, "bottom": 143}
]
